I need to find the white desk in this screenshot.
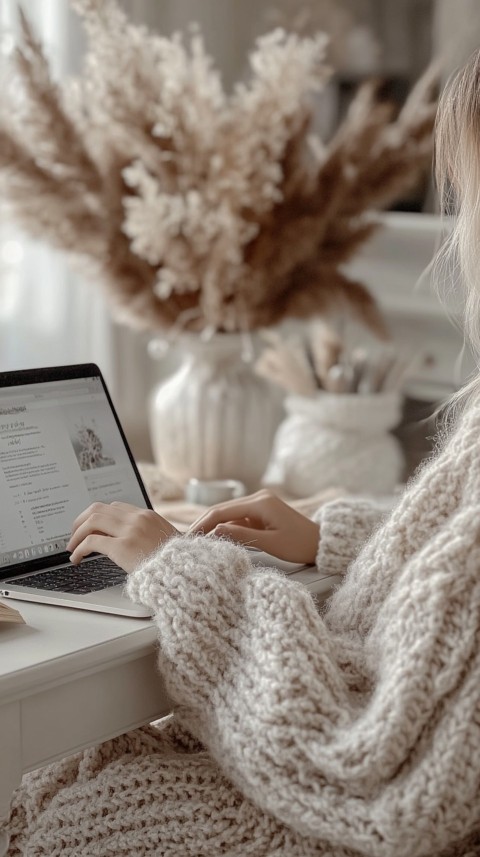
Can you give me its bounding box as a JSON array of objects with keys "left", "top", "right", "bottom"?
[
  {"left": 0, "top": 601, "right": 171, "bottom": 857},
  {"left": 0, "top": 568, "right": 339, "bottom": 855}
]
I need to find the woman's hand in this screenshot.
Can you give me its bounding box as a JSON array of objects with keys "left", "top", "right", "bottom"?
[
  {"left": 67, "top": 501, "right": 179, "bottom": 572},
  {"left": 189, "top": 489, "right": 320, "bottom": 565}
]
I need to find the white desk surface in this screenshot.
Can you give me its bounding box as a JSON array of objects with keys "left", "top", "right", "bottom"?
[
  {"left": 0, "top": 599, "right": 156, "bottom": 702},
  {"left": 0, "top": 565, "right": 338, "bottom": 701},
  {"left": 0, "top": 600, "right": 167, "bottom": 855},
  {"left": 0, "top": 564, "right": 339, "bottom": 682}
]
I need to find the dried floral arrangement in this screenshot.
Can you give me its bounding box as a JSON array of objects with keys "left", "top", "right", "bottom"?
[{"left": 0, "top": 0, "right": 437, "bottom": 336}]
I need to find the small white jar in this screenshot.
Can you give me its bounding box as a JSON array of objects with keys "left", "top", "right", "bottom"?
[{"left": 268, "top": 391, "right": 404, "bottom": 497}]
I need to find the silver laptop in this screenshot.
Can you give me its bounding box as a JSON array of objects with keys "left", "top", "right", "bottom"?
[{"left": 0, "top": 363, "right": 153, "bottom": 617}]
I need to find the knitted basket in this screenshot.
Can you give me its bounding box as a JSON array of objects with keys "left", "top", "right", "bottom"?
[{"left": 267, "top": 391, "right": 404, "bottom": 497}]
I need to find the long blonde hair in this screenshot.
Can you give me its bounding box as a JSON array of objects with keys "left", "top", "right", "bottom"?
[{"left": 435, "top": 49, "right": 480, "bottom": 418}]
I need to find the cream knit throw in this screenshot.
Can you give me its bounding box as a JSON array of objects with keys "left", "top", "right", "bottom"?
[{"left": 6, "top": 402, "right": 480, "bottom": 856}]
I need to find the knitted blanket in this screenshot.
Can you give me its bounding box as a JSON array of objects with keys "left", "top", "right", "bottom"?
[{"left": 7, "top": 402, "right": 480, "bottom": 856}]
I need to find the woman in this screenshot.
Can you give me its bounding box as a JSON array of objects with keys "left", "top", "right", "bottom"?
[{"left": 6, "top": 53, "right": 480, "bottom": 857}]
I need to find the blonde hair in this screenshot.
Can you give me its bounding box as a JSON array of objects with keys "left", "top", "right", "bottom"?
[{"left": 435, "top": 49, "right": 480, "bottom": 418}]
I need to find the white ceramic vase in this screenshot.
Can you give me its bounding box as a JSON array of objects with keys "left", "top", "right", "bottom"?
[
  {"left": 267, "top": 391, "right": 404, "bottom": 497},
  {"left": 149, "top": 334, "right": 282, "bottom": 490}
]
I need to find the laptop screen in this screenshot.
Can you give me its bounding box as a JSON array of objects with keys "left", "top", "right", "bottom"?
[{"left": 0, "top": 371, "right": 148, "bottom": 572}]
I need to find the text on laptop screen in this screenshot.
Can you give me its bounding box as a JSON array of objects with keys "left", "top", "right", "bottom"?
[{"left": 0, "top": 376, "right": 147, "bottom": 566}]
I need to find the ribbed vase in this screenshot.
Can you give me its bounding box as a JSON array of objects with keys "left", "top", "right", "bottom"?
[{"left": 148, "top": 334, "right": 282, "bottom": 491}]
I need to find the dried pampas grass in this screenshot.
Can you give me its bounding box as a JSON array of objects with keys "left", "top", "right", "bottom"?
[{"left": 0, "top": 1, "right": 438, "bottom": 335}]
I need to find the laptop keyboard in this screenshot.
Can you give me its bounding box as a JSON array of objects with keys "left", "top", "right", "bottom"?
[{"left": 11, "top": 557, "right": 127, "bottom": 595}]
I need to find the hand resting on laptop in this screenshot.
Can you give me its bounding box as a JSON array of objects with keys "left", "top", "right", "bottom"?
[
  {"left": 67, "top": 490, "right": 320, "bottom": 572},
  {"left": 67, "top": 501, "right": 179, "bottom": 572},
  {"left": 188, "top": 490, "right": 320, "bottom": 565}
]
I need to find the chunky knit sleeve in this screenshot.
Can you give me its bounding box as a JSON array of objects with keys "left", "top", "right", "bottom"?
[
  {"left": 324, "top": 403, "right": 479, "bottom": 639},
  {"left": 312, "top": 495, "right": 394, "bottom": 576},
  {"left": 126, "top": 488, "right": 480, "bottom": 857}
]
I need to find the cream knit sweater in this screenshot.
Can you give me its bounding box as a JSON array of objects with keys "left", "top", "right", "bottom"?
[{"left": 6, "top": 402, "right": 480, "bottom": 857}]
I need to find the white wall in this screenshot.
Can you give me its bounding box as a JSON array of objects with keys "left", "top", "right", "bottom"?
[{"left": 347, "top": 212, "right": 471, "bottom": 399}]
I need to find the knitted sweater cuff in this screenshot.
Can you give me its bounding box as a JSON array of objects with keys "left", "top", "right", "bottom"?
[
  {"left": 125, "top": 534, "right": 252, "bottom": 611},
  {"left": 313, "top": 496, "right": 393, "bottom": 576}
]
